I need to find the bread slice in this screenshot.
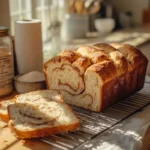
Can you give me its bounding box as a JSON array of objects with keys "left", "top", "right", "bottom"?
[
  {"left": 0, "top": 90, "right": 63, "bottom": 123},
  {"left": 14, "top": 89, "right": 64, "bottom": 104},
  {"left": 0, "top": 99, "right": 14, "bottom": 122},
  {"left": 7, "top": 90, "right": 80, "bottom": 139},
  {"left": 8, "top": 101, "right": 80, "bottom": 139}
]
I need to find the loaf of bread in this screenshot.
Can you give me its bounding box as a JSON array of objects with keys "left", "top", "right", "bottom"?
[
  {"left": 44, "top": 43, "right": 148, "bottom": 112},
  {"left": 8, "top": 90, "right": 80, "bottom": 139}
]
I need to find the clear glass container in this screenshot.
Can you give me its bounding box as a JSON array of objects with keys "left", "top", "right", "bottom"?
[{"left": 0, "top": 26, "right": 14, "bottom": 97}]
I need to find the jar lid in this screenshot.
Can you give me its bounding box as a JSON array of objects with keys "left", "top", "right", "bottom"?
[{"left": 0, "top": 26, "right": 9, "bottom": 37}]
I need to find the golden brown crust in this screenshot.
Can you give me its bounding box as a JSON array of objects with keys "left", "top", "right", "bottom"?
[
  {"left": 92, "top": 53, "right": 110, "bottom": 64},
  {"left": 0, "top": 100, "right": 15, "bottom": 122},
  {"left": 77, "top": 45, "right": 100, "bottom": 54},
  {"left": 58, "top": 50, "right": 81, "bottom": 63},
  {"left": 93, "top": 43, "right": 116, "bottom": 53},
  {"left": 123, "top": 44, "right": 148, "bottom": 66},
  {"left": 101, "top": 73, "right": 132, "bottom": 110},
  {"left": 77, "top": 45, "right": 102, "bottom": 56},
  {"left": 111, "top": 43, "right": 148, "bottom": 92},
  {"left": 73, "top": 57, "right": 91, "bottom": 69},
  {"left": 109, "top": 51, "right": 128, "bottom": 74},
  {"left": 93, "top": 43, "right": 129, "bottom": 74},
  {"left": 43, "top": 67, "right": 50, "bottom": 89},
  {"left": 111, "top": 43, "right": 148, "bottom": 68},
  {"left": 10, "top": 121, "right": 79, "bottom": 139},
  {"left": 0, "top": 113, "right": 9, "bottom": 122},
  {"left": 8, "top": 101, "right": 80, "bottom": 139},
  {"left": 77, "top": 46, "right": 111, "bottom": 64},
  {"left": 87, "top": 61, "right": 117, "bottom": 82},
  {"left": 72, "top": 57, "right": 92, "bottom": 75}
]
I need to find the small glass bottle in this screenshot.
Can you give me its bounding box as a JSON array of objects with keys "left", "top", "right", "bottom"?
[{"left": 0, "top": 26, "right": 14, "bottom": 97}]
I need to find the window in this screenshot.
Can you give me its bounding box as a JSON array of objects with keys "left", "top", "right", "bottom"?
[
  {"left": 9, "top": 0, "right": 32, "bottom": 36},
  {"left": 9, "top": 0, "right": 66, "bottom": 61},
  {"left": 9, "top": 0, "right": 66, "bottom": 42}
]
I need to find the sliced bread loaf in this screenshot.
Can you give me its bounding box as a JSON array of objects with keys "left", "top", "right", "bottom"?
[{"left": 44, "top": 43, "right": 148, "bottom": 112}]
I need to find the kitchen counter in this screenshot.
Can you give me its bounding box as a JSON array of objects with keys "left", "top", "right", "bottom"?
[{"left": 1, "top": 26, "right": 150, "bottom": 150}]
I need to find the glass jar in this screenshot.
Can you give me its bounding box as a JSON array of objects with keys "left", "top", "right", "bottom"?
[{"left": 0, "top": 26, "right": 14, "bottom": 97}]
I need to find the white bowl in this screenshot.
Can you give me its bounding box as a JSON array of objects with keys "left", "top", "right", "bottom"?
[
  {"left": 14, "top": 75, "right": 46, "bottom": 94},
  {"left": 94, "top": 18, "right": 115, "bottom": 33}
]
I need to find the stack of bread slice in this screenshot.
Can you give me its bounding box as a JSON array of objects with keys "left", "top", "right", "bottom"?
[{"left": 0, "top": 90, "right": 80, "bottom": 139}]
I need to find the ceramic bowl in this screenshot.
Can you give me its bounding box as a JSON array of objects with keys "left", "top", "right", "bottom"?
[
  {"left": 94, "top": 18, "right": 115, "bottom": 33},
  {"left": 14, "top": 74, "right": 46, "bottom": 94}
]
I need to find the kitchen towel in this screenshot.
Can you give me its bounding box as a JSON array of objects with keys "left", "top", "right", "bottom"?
[{"left": 14, "top": 19, "right": 43, "bottom": 74}]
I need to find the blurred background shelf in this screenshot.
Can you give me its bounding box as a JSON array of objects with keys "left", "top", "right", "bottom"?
[{"left": 43, "top": 26, "right": 150, "bottom": 76}]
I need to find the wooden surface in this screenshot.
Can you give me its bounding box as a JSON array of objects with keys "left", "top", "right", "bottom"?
[
  {"left": 0, "top": 91, "right": 150, "bottom": 150},
  {"left": 0, "top": 92, "right": 18, "bottom": 101}
]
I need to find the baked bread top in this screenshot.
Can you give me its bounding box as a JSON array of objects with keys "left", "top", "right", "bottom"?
[
  {"left": 44, "top": 43, "right": 148, "bottom": 112},
  {"left": 44, "top": 43, "right": 148, "bottom": 86}
]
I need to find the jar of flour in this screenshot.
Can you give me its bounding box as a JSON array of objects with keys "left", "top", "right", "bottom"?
[{"left": 0, "top": 26, "right": 14, "bottom": 97}]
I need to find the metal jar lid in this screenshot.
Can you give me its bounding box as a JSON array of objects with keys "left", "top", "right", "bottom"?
[{"left": 0, "top": 26, "right": 9, "bottom": 37}]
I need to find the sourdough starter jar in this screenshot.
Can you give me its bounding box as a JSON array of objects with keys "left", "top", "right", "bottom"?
[{"left": 0, "top": 26, "right": 14, "bottom": 97}]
